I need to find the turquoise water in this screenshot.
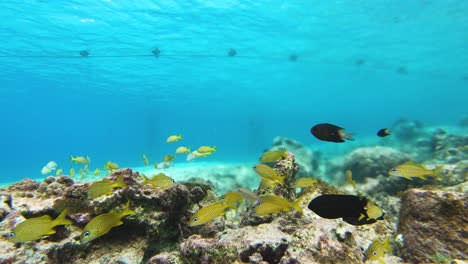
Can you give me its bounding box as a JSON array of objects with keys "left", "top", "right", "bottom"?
[{"left": 1, "top": 0, "right": 467, "bottom": 183}]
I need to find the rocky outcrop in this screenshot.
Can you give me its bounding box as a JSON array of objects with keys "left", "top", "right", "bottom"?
[{"left": 398, "top": 188, "right": 468, "bottom": 263}]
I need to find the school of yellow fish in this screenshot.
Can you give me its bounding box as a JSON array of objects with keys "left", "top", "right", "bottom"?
[{"left": 16, "top": 133, "right": 449, "bottom": 263}]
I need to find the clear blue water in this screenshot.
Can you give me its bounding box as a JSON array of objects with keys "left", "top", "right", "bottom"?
[{"left": 1, "top": 0, "right": 467, "bottom": 183}]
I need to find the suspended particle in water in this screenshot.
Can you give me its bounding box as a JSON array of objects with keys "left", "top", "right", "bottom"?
[
  {"left": 80, "top": 50, "right": 89, "bottom": 57},
  {"left": 152, "top": 48, "right": 160, "bottom": 57},
  {"left": 397, "top": 66, "right": 408, "bottom": 74},
  {"left": 289, "top": 54, "right": 298, "bottom": 61}
]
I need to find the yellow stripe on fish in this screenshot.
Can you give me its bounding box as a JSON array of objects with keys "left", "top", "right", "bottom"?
[
  {"left": 389, "top": 161, "right": 444, "bottom": 180},
  {"left": 189, "top": 202, "right": 236, "bottom": 226},
  {"left": 88, "top": 175, "right": 127, "bottom": 199},
  {"left": 253, "top": 195, "right": 304, "bottom": 216}
]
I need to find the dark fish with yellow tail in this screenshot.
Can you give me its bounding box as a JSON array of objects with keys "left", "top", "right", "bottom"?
[
  {"left": 377, "top": 128, "right": 391, "bottom": 137},
  {"left": 310, "top": 123, "right": 354, "bottom": 143},
  {"left": 307, "top": 194, "right": 384, "bottom": 226}
]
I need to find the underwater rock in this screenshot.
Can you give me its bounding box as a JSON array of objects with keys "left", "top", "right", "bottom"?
[
  {"left": 271, "top": 136, "right": 319, "bottom": 179},
  {"left": 398, "top": 188, "right": 468, "bottom": 263},
  {"left": 6, "top": 178, "right": 40, "bottom": 192},
  {"left": 340, "top": 146, "right": 410, "bottom": 182},
  {"left": 148, "top": 251, "right": 182, "bottom": 264},
  {"left": 391, "top": 118, "right": 426, "bottom": 142}
]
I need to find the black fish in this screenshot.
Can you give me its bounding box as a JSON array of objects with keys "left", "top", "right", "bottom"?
[
  {"left": 310, "top": 123, "right": 353, "bottom": 143},
  {"left": 308, "top": 194, "right": 384, "bottom": 226},
  {"left": 308, "top": 194, "right": 366, "bottom": 219},
  {"left": 377, "top": 128, "right": 390, "bottom": 137}
]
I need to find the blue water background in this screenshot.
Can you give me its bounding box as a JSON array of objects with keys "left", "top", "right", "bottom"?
[{"left": 0, "top": 0, "right": 467, "bottom": 183}]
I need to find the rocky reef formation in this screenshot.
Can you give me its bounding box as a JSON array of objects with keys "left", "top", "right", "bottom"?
[{"left": 398, "top": 188, "right": 467, "bottom": 263}]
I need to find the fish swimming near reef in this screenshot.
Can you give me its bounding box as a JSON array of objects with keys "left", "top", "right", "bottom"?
[
  {"left": 197, "top": 146, "right": 217, "bottom": 153},
  {"left": 310, "top": 123, "right": 354, "bottom": 143},
  {"left": 259, "top": 147, "right": 288, "bottom": 162},
  {"left": 220, "top": 192, "right": 245, "bottom": 207},
  {"left": 388, "top": 161, "right": 444, "bottom": 180},
  {"left": 167, "top": 134, "right": 182, "bottom": 143},
  {"left": 88, "top": 175, "right": 127, "bottom": 199},
  {"left": 236, "top": 188, "right": 262, "bottom": 202},
  {"left": 154, "top": 161, "right": 173, "bottom": 169},
  {"left": 55, "top": 168, "right": 63, "bottom": 176},
  {"left": 176, "top": 146, "right": 191, "bottom": 154},
  {"left": 80, "top": 201, "right": 134, "bottom": 244},
  {"left": 69, "top": 168, "right": 76, "bottom": 178},
  {"left": 253, "top": 164, "right": 285, "bottom": 186},
  {"left": 142, "top": 173, "right": 175, "bottom": 189},
  {"left": 189, "top": 202, "right": 236, "bottom": 226},
  {"left": 142, "top": 153, "right": 149, "bottom": 166},
  {"left": 307, "top": 194, "right": 384, "bottom": 226},
  {"left": 377, "top": 128, "right": 391, "bottom": 137},
  {"left": 103, "top": 161, "right": 119, "bottom": 173},
  {"left": 8, "top": 209, "right": 72, "bottom": 243},
  {"left": 163, "top": 155, "right": 175, "bottom": 162},
  {"left": 346, "top": 170, "right": 357, "bottom": 190},
  {"left": 293, "top": 177, "right": 317, "bottom": 188},
  {"left": 93, "top": 168, "right": 101, "bottom": 176},
  {"left": 253, "top": 195, "right": 304, "bottom": 217},
  {"left": 41, "top": 161, "right": 57, "bottom": 175},
  {"left": 70, "top": 155, "right": 90, "bottom": 165},
  {"left": 365, "top": 237, "right": 392, "bottom": 264}
]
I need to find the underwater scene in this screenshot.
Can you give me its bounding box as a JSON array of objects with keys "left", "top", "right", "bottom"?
[{"left": 0, "top": 0, "right": 467, "bottom": 263}]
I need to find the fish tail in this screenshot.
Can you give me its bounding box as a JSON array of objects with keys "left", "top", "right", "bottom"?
[
  {"left": 54, "top": 208, "right": 72, "bottom": 226},
  {"left": 120, "top": 201, "right": 135, "bottom": 217},
  {"left": 178, "top": 133, "right": 183, "bottom": 139},
  {"left": 344, "top": 133, "right": 354, "bottom": 141},
  {"left": 141, "top": 174, "right": 148, "bottom": 185},
  {"left": 113, "top": 175, "right": 127, "bottom": 188},
  {"left": 383, "top": 237, "right": 392, "bottom": 252},
  {"left": 226, "top": 202, "right": 237, "bottom": 210},
  {"left": 417, "top": 175, "right": 426, "bottom": 180},
  {"left": 291, "top": 196, "right": 304, "bottom": 214},
  {"left": 432, "top": 165, "right": 444, "bottom": 178},
  {"left": 278, "top": 176, "right": 285, "bottom": 186},
  {"left": 69, "top": 155, "right": 74, "bottom": 162},
  {"left": 212, "top": 146, "right": 217, "bottom": 152}
]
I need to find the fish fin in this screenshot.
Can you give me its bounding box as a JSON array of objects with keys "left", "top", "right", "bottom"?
[
  {"left": 432, "top": 165, "right": 444, "bottom": 178},
  {"left": 45, "top": 229, "right": 56, "bottom": 235},
  {"left": 54, "top": 208, "right": 72, "bottom": 226},
  {"left": 291, "top": 196, "right": 304, "bottom": 214},
  {"left": 278, "top": 176, "right": 285, "bottom": 186},
  {"left": 178, "top": 134, "right": 183, "bottom": 139},
  {"left": 358, "top": 214, "right": 365, "bottom": 221},
  {"left": 417, "top": 175, "right": 426, "bottom": 180},
  {"left": 113, "top": 175, "right": 127, "bottom": 188},
  {"left": 403, "top": 176, "right": 413, "bottom": 180},
  {"left": 383, "top": 237, "right": 392, "bottom": 252},
  {"left": 141, "top": 174, "right": 149, "bottom": 185},
  {"left": 403, "top": 161, "right": 419, "bottom": 166},
  {"left": 226, "top": 202, "right": 237, "bottom": 210},
  {"left": 212, "top": 146, "right": 217, "bottom": 152},
  {"left": 69, "top": 155, "right": 74, "bottom": 162},
  {"left": 119, "top": 201, "right": 135, "bottom": 218},
  {"left": 378, "top": 258, "right": 387, "bottom": 264}
]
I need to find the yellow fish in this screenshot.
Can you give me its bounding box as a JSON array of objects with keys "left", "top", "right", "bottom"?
[
  {"left": 197, "top": 146, "right": 217, "bottom": 153},
  {"left": 253, "top": 195, "right": 304, "bottom": 217},
  {"left": 88, "top": 175, "right": 127, "bottom": 199},
  {"left": 93, "top": 169, "right": 101, "bottom": 176},
  {"left": 389, "top": 162, "right": 444, "bottom": 180},
  {"left": 80, "top": 201, "right": 134, "bottom": 244},
  {"left": 365, "top": 237, "right": 391, "bottom": 264},
  {"left": 69, "top": 168, "right": 76, "bottom": 178},
  {"left": 253, "top": 164, "right": 285, "bottom": 186},
  {"left": 175, "top": 146, "right": 191, "bottom": 154},
  {"left": 79, "top": 168, "right": 84, "bottom": 178},
  {"left": 293, "top": 177, "right": 317, "bottom": 188},
  {"left": 188, "top": 202, "right": 236, "bottom": 226},
  {"left": 192, "top": 150, "right": 211, "bottom": 158},
  {"left": 142, "top": 173, "right": 175, "bottom": 189},
  {"left": 220, "top": 192, "right": 245, "bottom": 206},
  {"left": 84, "top": 164, "right": 90, "bottom": 175},
  {"left": 142, "top": 153, "right": 149, "bottom": 166},
  {"left": 41, "top": 161, "right": 57, "bottom": 175},
  {"left": 163, "top": 155, "right": 175, "bottom": 162},
  {"left": 8, "top": 209, "right": 72, "bottom": 243},
  {"left": 259, "top": 147, "right": 288, "bottom": 162},
  {"left": 70, "top": 155, "right": 90, "bottom": 164},
  {"left": 103, "top": 161, "right": 119, "bottom": 172},
  {"left": 55, "top": 168, "right": 63, "bottom": 176},
  {"left": 346, "top": 170, "right": 357, "bottom": 189},
  {"left": 167, "top": 134, "right": 182, "bottom": 143}
]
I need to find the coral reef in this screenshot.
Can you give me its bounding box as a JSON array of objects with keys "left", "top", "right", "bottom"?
[
  {"left": 398, "top": 188, "right": 468, "bottom": 263},
  {"left": 270, "top": 136, "right": 319, "bottom": 179}
]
